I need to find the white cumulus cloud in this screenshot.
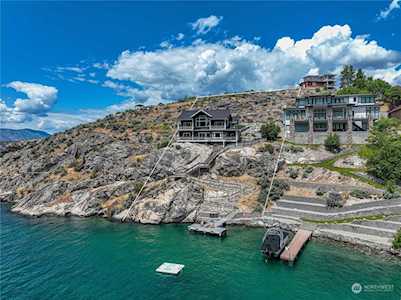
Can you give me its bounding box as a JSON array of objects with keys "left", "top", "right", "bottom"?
[
  {"left": 105, "top": 24, "right": 401, "bottom": 105},
  {"left": 191, "top": 15, "right": 223, "bottom": 35},
  {"left": 6, "top": 81, "right": 58, "bottom": 115},
  {"left": 1, "top": 81, "right": 58, "bottom": 125}
]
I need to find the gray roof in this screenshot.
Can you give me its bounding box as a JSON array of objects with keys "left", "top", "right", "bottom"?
[
  {"left": 178, "top": 109, "right": 232, "bottom": 120},
  {"left": 303, "top": 74, "right": 335, "bottom": 81}
]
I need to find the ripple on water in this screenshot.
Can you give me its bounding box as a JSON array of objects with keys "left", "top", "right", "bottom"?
[{"left": 1, "top": 204, "right": 400, "bottom": 300}]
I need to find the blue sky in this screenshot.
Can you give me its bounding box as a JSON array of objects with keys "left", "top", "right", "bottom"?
[{"left": 1, "top": 1, "right": 401, "bottom": 133}]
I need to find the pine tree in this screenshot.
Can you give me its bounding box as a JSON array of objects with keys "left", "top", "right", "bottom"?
[
  {"left": 353, "top": 69, "right": 366, "bottom": 89},
  {"left": 340, "top": 65, "right": 355, "bottom": 88}
]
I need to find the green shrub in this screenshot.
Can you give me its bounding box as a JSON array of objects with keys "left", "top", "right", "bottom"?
[
  {"left": 69, "top": 158, "right": 85, "bottom": 172},
  {"left": 258, "top": 143, "right": 274, "bottom": 154},
  {"left": 133, "top": 181, "right": 144, "bottom": 194},
  {"left": 365, "top": 118, "right": 401, "bottom": 184},
  {"left": 260, "top": 121, "right": 280, "bottom": 141},
  {"left": 316, "top": 187, "right": 327, "bottom": 196},
  {"left": 90, "top": 170, "right": 98, "bottom": 179},
  {"left": 269, "top": 180, "right": 290, "bottom": 201},
  {"left": 324, "top": 133, "right": 340, "bottom": 153},
  {"left": 383, "top": 180, "right": 401, "bottom": 199},
  {"left": 257, "top": 179, "right": 289, "bottom": 203},
  {"left": 302, "top": 166, "right": 314, "bottom": 178},
  {"left": 157, "top": 140, "right": 170, "bottom": 149},
  {"left": 393, "top": 229, "right": 401, "bottom": 249},
  {"left": 54, "top": 165, "right": 67, "bottom": 177},
  {"left": 286, "top": 144, "right": 304, "bottom": 153},
  {"left": 304, "top": 166, "right": 314, "bottom": 174},
  {"left": 326, "top": 191, "right": 345, "bottom": 208},
  {"left": 350, "top": 189, "right": 370, "bottom": 199},
  {"left": 385, "top": 180, "right": 398, "bottom": 194},
  {"left": 288, "top": 168, "right": 299, "bottom": 179}
]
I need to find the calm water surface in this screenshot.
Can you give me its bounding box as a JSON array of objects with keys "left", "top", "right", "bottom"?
[{"left": 1, "top": 204, "right": 400, "bottom": 300}]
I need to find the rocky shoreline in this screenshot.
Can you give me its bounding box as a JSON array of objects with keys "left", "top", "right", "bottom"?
[{"left": 2, "top": 201, "right": 400, "bottom": 260}]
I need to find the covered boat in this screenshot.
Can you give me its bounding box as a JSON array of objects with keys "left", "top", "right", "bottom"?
[{"left": 260, "top": 227, "right": 290, "bottom": 258}]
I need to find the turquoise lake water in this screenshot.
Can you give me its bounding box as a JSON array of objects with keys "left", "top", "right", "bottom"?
[{"left": 1, "top": 203, "right": 400, "bottom": 300}]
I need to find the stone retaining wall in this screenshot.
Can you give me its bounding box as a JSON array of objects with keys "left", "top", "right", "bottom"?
[{"left": 291, "top": 131, "right": 369, "bottom": 145}]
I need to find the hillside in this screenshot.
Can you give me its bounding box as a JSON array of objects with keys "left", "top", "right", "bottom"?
[
  {"left": 0, "top": 128, "right": 49, "bottom": 142},
  {"left": 0, "top": 89, "right": 298, "bottom": 222}
]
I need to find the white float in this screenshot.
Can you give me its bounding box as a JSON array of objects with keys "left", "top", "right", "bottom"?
[{"left": 156, "top": 263, "right": 185, "bottom": 275}]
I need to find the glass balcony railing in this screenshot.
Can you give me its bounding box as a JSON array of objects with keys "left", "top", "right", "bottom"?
[
  {"left": 332, "top": 114, "right": 347, "bottom": 120},
  {"left": 177, "top": 136, "right": 237, "bottom": 141},
  {"left": 178, "top": 125, "right": 193, "bottom": 129}
]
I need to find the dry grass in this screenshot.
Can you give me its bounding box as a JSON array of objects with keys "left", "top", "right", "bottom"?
[
  {"left": 16, "top": 187, "right": 32, "bottom": 198},
  {"left": 52, "top": 144, "right": 67, "bottom": 156},
  {"left": 218, "top": 174, "right": 258, "bottom": 185},
  {"left": 285, "top": 186, "right": 317, "bottom": 197},
  {"left": 93, "top": 127, "right": 113, "bottom": 135},
  {"left": 51, "top": 192, "right": 73, "bottom": 205},
  {"left": 61, "top": 168, "right": 90, "bottom": 182},
  {"left": 237, "top": 188, "right": 261, "bottom": 212},
  {"left": 128, "top": 154, "right": 147, "bottom": 163},
  {"left": 102, "top": 193, "right": 130, "bottom": 209},
  {"left": 218, "top": 174, "right": 261, "bottom": 212}
]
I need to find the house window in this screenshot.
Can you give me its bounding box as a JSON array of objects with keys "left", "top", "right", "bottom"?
[
  {"left": 195, "top": 115, "right": 208, "bottom": 127},
  {"left": 333, "top": 108, "right": 345, "bottom": 119},
  {"left": 313, "top": 122, "right": 327, "bottom": 132},
  {"left": 182, "top": 132, "right": 191, "bottom": 137},
  {"left": 213, "top": 120, "right": 224, "bottom": 127},
  {"left": 215, "top": 133, "right": 221, "bottom": 138},
  {"left": 295, "top": 123, "right": 309, "bottom": 132},
  {"left": 181, "top": 121, "right": 192, "bottom": 127},
  {"left": 333, "top": 123, "right": 347, "bottom": 131},
  {"left": 313, "top": 109, "right": 326, "bottom": 120}
]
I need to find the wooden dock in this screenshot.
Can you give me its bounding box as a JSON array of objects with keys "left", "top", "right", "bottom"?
[
  {"left": 280, "top": 229, "right": 312, "bottom": 262},
  {"left": 187, "top": 223, "right": 227, "bottom": 237}
]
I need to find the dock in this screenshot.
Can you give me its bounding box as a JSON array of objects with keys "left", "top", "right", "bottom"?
[
  {"left": 187, "top": 210, "right": 237, "bottom": 237},
  {"left": 156, "top": 263, "right": 185, "bottom": 275},
  {"left": 280, "top": 229, "right": 312, "bottom": 262},
  {"left": 188, "top": 223, "right": 227, "bottom": 237}
]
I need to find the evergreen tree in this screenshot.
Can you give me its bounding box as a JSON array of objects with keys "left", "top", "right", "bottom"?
[
  {"left": 353, "top": 69, "right": 366, "bottom": 89},
  {"left": 340, "top": 65, "right": 355, "bottom": 88},
  {"left": 387, "top": 86, "right": 401, "bottom": 107},
  {"left": 260, "top": 121, "right": 280, "bottom": 141}
]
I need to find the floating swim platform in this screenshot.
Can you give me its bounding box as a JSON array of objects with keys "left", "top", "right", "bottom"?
[{"left": 156, "top": 263, "right": 185, "bottom": 275}]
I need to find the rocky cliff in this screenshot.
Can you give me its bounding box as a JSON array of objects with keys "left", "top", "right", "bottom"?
[{"left": 0, "top": 90, "right": 298, "bottom": 223}]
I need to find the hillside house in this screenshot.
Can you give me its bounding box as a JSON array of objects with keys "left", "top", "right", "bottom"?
[
  {"left": 283, "top": 94, "right": 380, "bottom": 144},
  {"left": 300, "top": 74, "right": 336, "bottom": 91},
  {"left": 176, "top": 109, "right": 240, "bottom": 145}
]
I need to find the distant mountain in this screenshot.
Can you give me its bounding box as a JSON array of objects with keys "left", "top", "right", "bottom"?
[{"left": 0, "top": 128, "right": 50, "bottom": 142}]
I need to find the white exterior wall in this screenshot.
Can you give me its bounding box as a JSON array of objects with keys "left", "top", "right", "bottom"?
[{"left": 352, "top": 106, "right": 367, "bottom": 119}]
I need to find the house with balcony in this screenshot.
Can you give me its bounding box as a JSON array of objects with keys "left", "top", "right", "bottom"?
[
  {"left": 283, "top": 94, "right": 380, "bottom": 144},
  {"left": 176, "top": 109, "right": 240, "bottom": 145},
  {"left": 300, "top": 74, "right": 336, "bottom": 90}
]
